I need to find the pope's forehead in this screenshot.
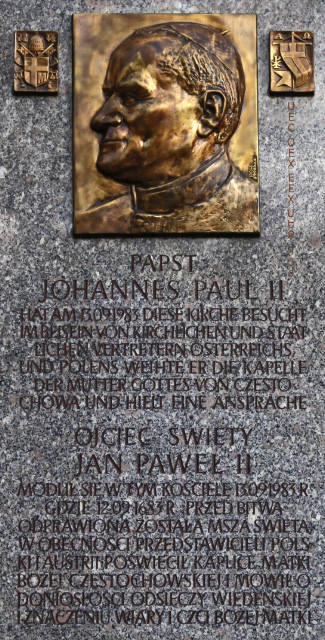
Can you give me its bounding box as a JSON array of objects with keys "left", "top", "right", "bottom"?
[{"left": 104, "top": 35, "right": 176, "bottom": 84}]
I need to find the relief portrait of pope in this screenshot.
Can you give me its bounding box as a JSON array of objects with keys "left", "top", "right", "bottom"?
[{"left": 75, "top": 21, "right": 259, "bottom": 234}]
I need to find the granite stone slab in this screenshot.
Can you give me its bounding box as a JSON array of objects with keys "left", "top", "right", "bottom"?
[{"left": 1, "top": 0, "right": 324, "bottom": 639}]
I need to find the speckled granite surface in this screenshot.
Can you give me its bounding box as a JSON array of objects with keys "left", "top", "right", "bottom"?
[{"left": 1, "top": 1, "right": 324, "bottom": 639}]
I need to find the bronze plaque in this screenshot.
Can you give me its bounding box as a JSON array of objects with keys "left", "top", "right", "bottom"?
[
  {"left": 73, "top": 14, "right": 259, "bottom": 234},
  {"left": 14, "top": 31, "right": 59, "bottom": 93},
  {"left": 270, "top": 30, "right": 314, "bottom": 93}
]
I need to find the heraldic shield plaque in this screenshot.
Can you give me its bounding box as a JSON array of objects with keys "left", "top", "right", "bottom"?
[
  {"left": 270, "top": 30, "right": 314, "bottom": 93},
  {"left": 14, "top": 31, "right": 59, "bottom": 92},
  {"left": 73, "top": 14, "right": 259, "bottom": 235}
]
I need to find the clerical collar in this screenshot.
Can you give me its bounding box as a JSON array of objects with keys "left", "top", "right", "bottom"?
[{"left": 131, "top": 148, "right": 233, "bottom": 215}]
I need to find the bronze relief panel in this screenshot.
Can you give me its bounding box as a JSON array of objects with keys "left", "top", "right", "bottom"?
[{"left": 73, "top": 14, "right": 259, "bottom": 234}]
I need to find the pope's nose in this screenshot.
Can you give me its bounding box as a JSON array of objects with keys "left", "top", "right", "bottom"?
[{"left": 91, "top": 97, "right": 123, "bottom": 132}]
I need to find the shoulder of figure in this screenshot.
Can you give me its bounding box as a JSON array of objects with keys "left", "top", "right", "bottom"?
[
  {"left": 194, "top": 164, "right": 259, "bottom": 233},
  {"left": 220, "top": 164, "right": 259, "bottom": 232},
  {"left": 230, "top": 165, "right": 257, "bottom": 190}
]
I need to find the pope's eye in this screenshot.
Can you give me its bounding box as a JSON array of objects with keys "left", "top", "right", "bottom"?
[{"left": 121, "top": 93, "right": 138, "bottom": 107}]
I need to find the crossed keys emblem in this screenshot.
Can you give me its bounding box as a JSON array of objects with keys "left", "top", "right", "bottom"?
[
  {"left": 270, "top": 31, "right": 314, "bottom": 93},
  {"left": 14, "top": 31, "right": 59, "bottom": 93}
]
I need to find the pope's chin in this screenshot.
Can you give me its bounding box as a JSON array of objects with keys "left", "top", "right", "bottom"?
[
  {"left": 96, "top": 149, "right": 144, "bottom": 184},
  {"left": 96, "top": 143, "right": 129, "bottom": 179}
]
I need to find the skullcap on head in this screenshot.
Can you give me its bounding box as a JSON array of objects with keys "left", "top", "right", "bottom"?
[
  {"left": 129, "top": 21, "right": 245, "bottom": 143},
  {"left": 133, "top": 22, "right": 243, "bottom": 78}
]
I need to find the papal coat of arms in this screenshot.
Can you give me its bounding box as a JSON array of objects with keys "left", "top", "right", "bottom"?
[
  {"left": 270, "top": 30, "right": 314, "bottom": 93},
  {"left": 14, "top": 31, "right": 59, "bottom": 92}
]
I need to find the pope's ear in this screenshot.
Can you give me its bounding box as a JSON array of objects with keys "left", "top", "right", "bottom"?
[{"left": 197, "top": 89, "right": 226, "bottom": 138}]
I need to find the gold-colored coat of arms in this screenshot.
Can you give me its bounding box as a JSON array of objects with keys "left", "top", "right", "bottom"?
[
  {"left": 270, "top": 30, "right": 314, "bottom": 93},
  {"left": 14, "top": 31, "right": 59, "bottom": 92}
]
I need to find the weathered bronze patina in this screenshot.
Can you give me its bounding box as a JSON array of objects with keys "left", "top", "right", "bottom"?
[
  {"left": 73, "top": 14, "right": 259, "bottom": 234},
  {"left": 14, "top": 31, "right": 58, "bottom": 93},
  {"left": 270, "top": 31, "right": 314, "bottom": 93}
]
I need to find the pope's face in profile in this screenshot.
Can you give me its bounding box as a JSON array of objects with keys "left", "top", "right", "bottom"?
[{"left": 91, "top": 37, "right": 202, "bottom": 187}]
